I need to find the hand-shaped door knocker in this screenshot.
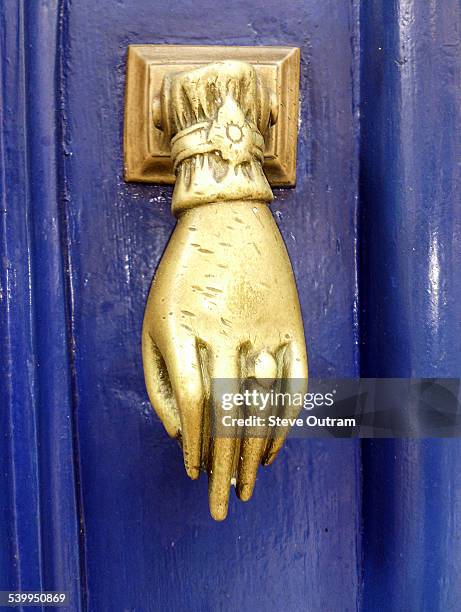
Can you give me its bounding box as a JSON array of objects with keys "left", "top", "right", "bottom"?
[{"left": 139, "top": 59, "right": 307, "bottom": 520}]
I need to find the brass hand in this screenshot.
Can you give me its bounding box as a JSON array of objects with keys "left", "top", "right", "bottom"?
[{"left": 142, "top": 61, "right": 307, "bottom": 520}]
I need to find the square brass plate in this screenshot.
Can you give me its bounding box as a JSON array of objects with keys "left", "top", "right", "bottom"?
[{"left": 124, "top": 45, "right": 300, "bottom": 187}]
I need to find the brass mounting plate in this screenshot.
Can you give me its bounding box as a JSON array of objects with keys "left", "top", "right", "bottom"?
[{"left": 124, "top": 45, "right": 300, "bottom": 187}]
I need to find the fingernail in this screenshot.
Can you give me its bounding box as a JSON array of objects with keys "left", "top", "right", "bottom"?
[
  {"left": 210, "top": 502, "right": 228, "bottom": 521},
  {"left": 239, "top": 484, "right": 254, "bottom": 502},
  {"left": 187, "top": 467, "right": 200, "bottom": 480}
]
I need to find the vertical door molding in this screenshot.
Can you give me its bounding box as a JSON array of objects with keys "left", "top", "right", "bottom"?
[
  {"left": 360, "top": 1, "right": 461, "bottom": 609},
  {"left": 0, "top": 1, "right": 85, "bottom": 608}
]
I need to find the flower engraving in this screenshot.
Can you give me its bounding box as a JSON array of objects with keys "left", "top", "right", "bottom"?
[{"left": 207, "top": 95, "right": 259, "bottom": 166}]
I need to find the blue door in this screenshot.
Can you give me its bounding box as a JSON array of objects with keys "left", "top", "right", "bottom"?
[{"left": 1, "top": 1, "right": 460, "bottom": 610}]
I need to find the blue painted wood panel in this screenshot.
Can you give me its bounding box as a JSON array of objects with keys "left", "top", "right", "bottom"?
[
  {"left": 2, "top": 0, "right": 460, "bottom": 610},
  {"left": 59, "top": 0, "right": 362, "bottom": 610},
  {"left": 0, "top": 1, "right": 83, "bottom": 608},
  {"left": 360, "top": 1, "right": 461, "bottom": 610}
]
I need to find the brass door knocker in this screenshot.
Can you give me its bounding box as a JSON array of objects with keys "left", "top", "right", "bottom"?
[{"left": 125, "top": 47, "right": 307, "bottom": 520}]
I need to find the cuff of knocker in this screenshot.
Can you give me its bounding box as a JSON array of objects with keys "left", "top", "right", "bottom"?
[{"left": 170, "top": 120, "right": 265, "bottom": 171}]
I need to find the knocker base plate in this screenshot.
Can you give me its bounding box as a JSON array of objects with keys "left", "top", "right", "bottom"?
[{"left": 124, "top": 44, "right": 300, "bottom": 187}]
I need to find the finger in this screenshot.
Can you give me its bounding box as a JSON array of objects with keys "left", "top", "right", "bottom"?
[
  {"left": 208, "top": 349, "right": 240, "bottom": 521},
  {"left": 142, "top": 331, "right": 181, "bottom": 439},
  {"left": 263, "top": 340, "right": 308, "bottom": 466},
  {"left": 237, "top": 352, "right": 276, "bottom": 501},
  {"left": 163, "top": 337, "right": 207, "bottom": 480},
  {"left": 237, "top": 436, "right": 266, "bottom": 501}
]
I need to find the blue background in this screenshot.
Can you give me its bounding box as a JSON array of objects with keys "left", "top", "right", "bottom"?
[{"left": 0, "top": 0, "right": 460, "bottom": 610}]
